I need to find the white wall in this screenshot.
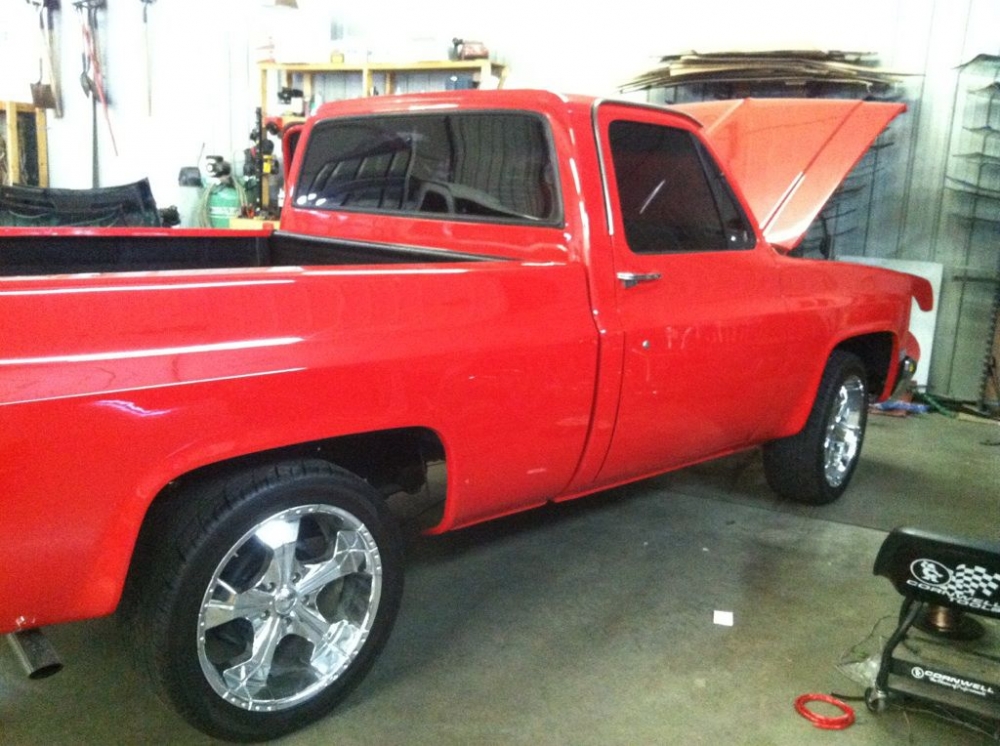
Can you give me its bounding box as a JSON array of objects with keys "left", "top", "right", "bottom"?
[
  {"left": 1, "top": 0, "right": 261, "bottom": 209},
  {"left": 2, "top": 0, "right": 989, "bottom": 203},
  {"left": 330, "top": 1, "right": 905, "bottom": 97}
]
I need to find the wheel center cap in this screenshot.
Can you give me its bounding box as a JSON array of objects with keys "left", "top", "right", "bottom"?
[{"left": 273, "top": 586, "right": 297, "bottom": 616}]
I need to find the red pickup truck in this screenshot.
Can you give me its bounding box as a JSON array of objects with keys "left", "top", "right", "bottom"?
[{"left": 0, "top": 90, "right": 932, "bottom": 741}]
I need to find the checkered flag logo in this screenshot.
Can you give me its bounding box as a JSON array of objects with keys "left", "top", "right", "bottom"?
[{"left": 947, "top": 564, "right": 1000, "bottom": 601}]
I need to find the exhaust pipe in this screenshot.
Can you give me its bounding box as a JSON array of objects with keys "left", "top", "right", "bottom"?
[
  {"left": 5, "top": 629, "right": 63, "bottom": 679},
  {"left": 891, "top": 356, "right": 918, "bottom": 399}
]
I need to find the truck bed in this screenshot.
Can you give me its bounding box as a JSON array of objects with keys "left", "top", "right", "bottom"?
[{"left": 0, "top": 228, "right": 501, "bottom": 276}]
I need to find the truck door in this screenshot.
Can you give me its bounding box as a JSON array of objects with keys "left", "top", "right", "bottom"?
[{"left": 593, "top": 103, "right": 790, "bottom": 484}]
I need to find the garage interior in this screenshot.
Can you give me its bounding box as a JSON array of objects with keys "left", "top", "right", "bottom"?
[{"left": 1, "top": 0, "right": 999, "bottom": 744}]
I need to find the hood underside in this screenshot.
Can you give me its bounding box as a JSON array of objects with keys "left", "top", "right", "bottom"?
[{"left": 675, "top": 98, "right": 905, "bottom": 249}]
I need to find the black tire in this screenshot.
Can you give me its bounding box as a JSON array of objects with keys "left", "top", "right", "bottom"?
[
  {"left": 763, "top": 350, "right": 869, "bottom": 505},
  {"left": 125, "top": 460, "right": 403, "bottom": 742}
]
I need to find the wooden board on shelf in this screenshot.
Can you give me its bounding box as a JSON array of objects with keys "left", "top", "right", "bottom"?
[
  {"left": 2, "top": 102, "right": 48, "bottom": 188},
  {"left": 228, "top": 217, "right": 280, "bottom": 231}
]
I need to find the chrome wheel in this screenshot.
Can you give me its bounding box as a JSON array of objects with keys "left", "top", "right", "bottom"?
[
  {"left": 764, "top": 351, "right": 868, "bottom": 504},
  {"left": 823, "top": 374, "right": 866, "bottom": 487},
  {"left": 197, "top": 504, "right": 383, "bottom": 712}
]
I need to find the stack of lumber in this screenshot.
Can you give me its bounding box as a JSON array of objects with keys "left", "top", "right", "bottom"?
[{"left": 620, "top": 50, "right": 903, "bottom": 97}]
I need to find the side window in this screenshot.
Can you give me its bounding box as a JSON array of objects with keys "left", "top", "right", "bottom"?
[
  {"left": 608, "top": 120, "right": 754, "bottom": 253},
  {"left": 294, "top": 112, "right": 559, "bottom": 225}
]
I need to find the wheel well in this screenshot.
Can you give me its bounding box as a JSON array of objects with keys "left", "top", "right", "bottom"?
[
  {"left": 155, "top": 427, "right": 447, "bottom": 529},
  {"left": 121, "top": 428, "right": 444, "bottom": 627},
  {"left": 834, "top": 332, "right": 894, "bottom": 397}
]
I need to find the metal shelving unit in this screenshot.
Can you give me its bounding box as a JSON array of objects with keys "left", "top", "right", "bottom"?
[
  {"left": 259, "top": 59, "right": 507, "bottom": 120},
  {"left": 942, "top": 59, "right": 1000, "bottom": 406}
]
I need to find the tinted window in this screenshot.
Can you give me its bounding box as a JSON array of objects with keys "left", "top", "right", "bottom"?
[
  {"left": 296, "top": 113, "right": 559, "bottom": 224},
  {"left": 609, "top": 121, "right": 754, "bottom": 253}
]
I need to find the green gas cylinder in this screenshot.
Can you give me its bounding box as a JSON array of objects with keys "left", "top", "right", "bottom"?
[{"left": 206, "top": 184, "right": 242, "bottom": 228}]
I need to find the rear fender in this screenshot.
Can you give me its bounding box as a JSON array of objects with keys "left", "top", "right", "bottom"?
[{"left": 780, "top": 331, "right": 899, "bottom": 441}]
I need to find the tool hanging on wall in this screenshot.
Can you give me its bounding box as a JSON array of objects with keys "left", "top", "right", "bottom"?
[
  {"left": 74, "top": 0, "right": 117, "bottom": 187},
  {"left": 140, "top": 0, "right": 155, "bottom": 116},
  {"left": 28, "top": 0, "right": 63, "bottom": 118}
]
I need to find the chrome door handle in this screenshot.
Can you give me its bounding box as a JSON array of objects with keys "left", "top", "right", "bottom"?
[{"left": 617, "top": 272, "right": 662, "bottom": 289}]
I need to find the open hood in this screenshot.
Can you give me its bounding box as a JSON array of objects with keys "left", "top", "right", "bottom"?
[{"left": 676, "top": 98, "right": 905, "bottom": 249}]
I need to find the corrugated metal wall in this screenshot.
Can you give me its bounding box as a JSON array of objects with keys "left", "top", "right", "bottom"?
[
  {"left": 890, "top": 3, "right": 1000, "bottom": 402},
  {"left": 864, "top": 0, "right": 1000, "bottom": 401}
]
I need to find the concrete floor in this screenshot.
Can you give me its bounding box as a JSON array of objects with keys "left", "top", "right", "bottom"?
[{"left": 1, "top": 413, "right": 998, "bottom": 745}]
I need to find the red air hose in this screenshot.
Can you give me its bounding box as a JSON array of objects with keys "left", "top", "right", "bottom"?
[{"left": 794, "top": 693, "right": 856, "bottom": 730}]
